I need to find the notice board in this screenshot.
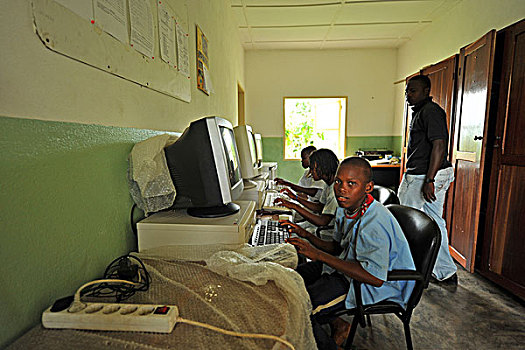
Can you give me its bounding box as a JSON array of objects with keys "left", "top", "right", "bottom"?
[{"left": 31, "top": 0, "right": 191, "bottom": 102}]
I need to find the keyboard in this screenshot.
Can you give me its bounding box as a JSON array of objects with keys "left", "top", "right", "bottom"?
[
  {"left": 262, "top": 191, "right": 289, "bottom": 211},
  {"left": 251, "top": 220, "right": 290, "bottom": 246},
  {"left": 267, "top": 182, "right": 286, "bottom": 192}
]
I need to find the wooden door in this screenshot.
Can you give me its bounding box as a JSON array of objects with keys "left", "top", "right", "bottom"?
[
  {"left": 421, "top": 55, "right": 457, "bottom": 143},
  {"left": 479, "top": 20, "right": 525, "bottom": 300},
  {"left": 448, "top": 30, "right": 496, "bottom": 272},
  {"left": 421, "top": 57, "right": 458, "bottom": 235}
]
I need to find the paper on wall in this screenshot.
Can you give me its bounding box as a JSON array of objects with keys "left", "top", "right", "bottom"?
[
  {"left": 157, "top": 1, "right": 176, "bottom": 65},
  {"left": 203, "top": 65, "right": 214, "bottom": 94},
  {"left": 129, "top": 0, "right": 154, "bottom": 58},
  {"left": 176, "top": 22, "right": 190, "bottom": 77},
  {"left": 94, "top": 0, "right": 129, "bottom": 44}
]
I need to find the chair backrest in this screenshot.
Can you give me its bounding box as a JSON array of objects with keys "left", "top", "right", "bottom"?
[
  {"left": 371, "top": 185, "right": 400, "bottom": 205},
  {"left": 386, "top": 204, "right": 441, "bottom": 309}
]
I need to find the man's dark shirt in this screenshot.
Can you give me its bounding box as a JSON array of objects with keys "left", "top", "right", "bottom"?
[{"left": 406, "top": 97, "right": 452, "bottom": 175}]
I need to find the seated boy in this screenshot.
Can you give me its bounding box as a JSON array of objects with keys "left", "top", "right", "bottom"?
[
  {"left": 274, "top": 145, "right": 325, "bottom": 201},
  {"left": 275, "top": 149, "right": 339, "bottom": 232},
  {"left": 284, "top": 157, "right": 416, "bottom": 350}
]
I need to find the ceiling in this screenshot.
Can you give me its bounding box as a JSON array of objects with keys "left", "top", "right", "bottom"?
[{"left": 231, "top": 0, "right": 461, "bottom": 50}]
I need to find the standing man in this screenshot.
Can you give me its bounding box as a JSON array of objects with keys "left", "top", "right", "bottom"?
[{"left": 399, "top": 74, "right": 457, "bottom": 285}]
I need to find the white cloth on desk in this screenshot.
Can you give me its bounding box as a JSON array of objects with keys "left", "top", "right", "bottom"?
[{"left": 10, "top": 245, "right": 316, "bottom": 350}]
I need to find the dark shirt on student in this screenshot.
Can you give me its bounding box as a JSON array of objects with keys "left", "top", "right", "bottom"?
[{"left": 406, "top": 97, "right": 452, "bottom": 175}]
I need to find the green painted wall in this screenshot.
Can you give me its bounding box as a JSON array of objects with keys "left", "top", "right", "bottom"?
[
  {"left": 263, "top": 136, "right": 402, "bottom": 181},
  {"left": 0, "top": 116, "right": 168, "bottom": 348},
  {"left": 0, "top": 118, "right": 402, "bottom": 347}
]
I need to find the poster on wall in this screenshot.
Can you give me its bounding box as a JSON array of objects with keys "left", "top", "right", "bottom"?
[{"left": 196, "top": 25, "right": 209, "bottom": 95}]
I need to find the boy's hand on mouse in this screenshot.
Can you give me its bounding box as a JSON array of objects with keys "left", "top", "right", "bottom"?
[{"left": 285, "top": 237, "right": 320, "bottom": 260}]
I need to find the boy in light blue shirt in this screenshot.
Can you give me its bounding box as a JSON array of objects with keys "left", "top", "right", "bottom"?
[{"left": 284, "top": 157, "right": 415, "bottom": 349}]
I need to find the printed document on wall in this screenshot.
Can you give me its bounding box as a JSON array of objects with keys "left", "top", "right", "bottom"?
[
  {"left": 157, "top": 1, "right": 176, "bottom": 65},
  {"left": 129, "top": 0, "right": 154, "bottom": 58},
  {"left": 53, "top": 0, "right": 94, "bottom": 21},
  {"left": 94, "top": 0, "right": 128, "bottom": 44},
  {"left": 176, "top": 22, "right": 190, "bottom": 77}
]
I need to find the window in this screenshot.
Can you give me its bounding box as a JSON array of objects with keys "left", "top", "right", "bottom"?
[{"left": 283, "top": 97, "right": 347, "bottom": 160}]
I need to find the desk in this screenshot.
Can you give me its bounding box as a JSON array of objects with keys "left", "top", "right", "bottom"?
[
  {"left": 9, "top": 246, "right": 316, "bottom": 350},
  {"left": 371, "top": 164, "right": 401, "bottom": 190}
]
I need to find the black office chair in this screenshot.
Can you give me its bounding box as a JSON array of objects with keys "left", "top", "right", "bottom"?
[
  {"left": 333, "top": 204, "right": 441, "bottom": 350},
  {"left": 371, "top": 185, "right": 400, "bottom": 205},
  {"left": 315, "top": 185, "right": 399, "bottom": 237}
]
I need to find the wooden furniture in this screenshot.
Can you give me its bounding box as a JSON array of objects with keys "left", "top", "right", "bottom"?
[
  {"left": 478, "top": 19, "right": 525, "bottom": 301},
  {"left": 447, "top": 30, "right": 497, "bottom": 271},
  {"left": 399, "top": 19, "right": 525, "bottom": 301}
]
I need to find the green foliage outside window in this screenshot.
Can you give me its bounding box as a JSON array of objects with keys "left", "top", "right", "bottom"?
[{"left": 285, "top": 101, "right": 325, "bottom": 159}]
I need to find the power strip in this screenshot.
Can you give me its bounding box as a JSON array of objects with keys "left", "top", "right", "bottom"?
[{"left": 42, "top": 302, "right": 179, "bottom": 333}]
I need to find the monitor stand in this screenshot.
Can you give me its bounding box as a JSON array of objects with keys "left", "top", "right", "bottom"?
[
  {"left": 187, "top": 202, "right": 240, "bottom": 218},
  {"left": 243, "top": 179, "right": 258, "bottom": 189}
]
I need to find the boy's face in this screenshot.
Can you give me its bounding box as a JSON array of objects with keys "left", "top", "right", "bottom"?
[
  {"left": 334, "top": 163, "right": 373, "bottom": 211},
  {"left": 405, "top": 80, "right": 429, "bottom": 106},
  {"left": 301, "top": 151, "right": 312, "bottom": 169}
]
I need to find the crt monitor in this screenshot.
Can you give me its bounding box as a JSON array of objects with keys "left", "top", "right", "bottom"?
[
  {"left": 233, "top": 124, "right": 262, "bottom": 188},
  {"left": 164, "top": 116, "right": 244, "bottom": 218},
  {"left": 254, "top": 133, "right": 263, "bottom": 166}
]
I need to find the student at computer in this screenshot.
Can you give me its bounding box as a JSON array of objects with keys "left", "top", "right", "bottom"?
[
  {"left": 274, "top": 145, "right": 325, "bottom": 201},
  {"left": 283, "top": 157, "right": 416, "bottom": 350},
  {"left": 274, "top": 148, "right": 339, "bottom": 229}
]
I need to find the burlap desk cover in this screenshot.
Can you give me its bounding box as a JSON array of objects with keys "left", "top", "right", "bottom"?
[{"left": 9, "top": 243, "right": 316, "bottom": 350}]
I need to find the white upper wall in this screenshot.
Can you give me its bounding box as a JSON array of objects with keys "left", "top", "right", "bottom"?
[
  {"left": 393, "top": 0, "right": 525, "bottom": 135},
  {"left": 245, "top": 49, "right": 397, "bottom": 137},
  {"left": 0, "top": 0, "right": 244, "bottom": 132}
]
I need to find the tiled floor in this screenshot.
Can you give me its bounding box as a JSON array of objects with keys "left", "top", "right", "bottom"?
[{"left": 347, "top": 265, "right": 525, "bottom": 349}]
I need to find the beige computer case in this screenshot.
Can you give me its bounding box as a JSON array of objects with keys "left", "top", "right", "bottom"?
[{"left": 137, "top": 201, "right": 256, "bottom": 251}]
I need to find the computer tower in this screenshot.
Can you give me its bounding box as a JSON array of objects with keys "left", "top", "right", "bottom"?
[{"left": 137, "top": 201, "right": 256, "bottom": 251}]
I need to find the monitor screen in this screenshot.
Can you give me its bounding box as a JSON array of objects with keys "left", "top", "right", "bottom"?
[
  {"left": 164, "top": 116, "right": 244, "bottom": 218},
  {"left": 219, "top": 125, "right": 242, "bottom": 188}
]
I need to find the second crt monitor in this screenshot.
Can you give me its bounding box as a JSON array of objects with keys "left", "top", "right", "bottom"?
[{"left": 233, "top": 125, "right": 262, "bottom": 188}]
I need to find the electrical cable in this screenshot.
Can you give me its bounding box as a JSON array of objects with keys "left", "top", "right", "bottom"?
[
  {"left": 130, "top": 203, "right": 142, "bottom": 236},
  {"left": 176, "top": 317, "right": 295, "bottom": 350},
  {"left": 74, "top": 279, "right": 138, "bottom": 304},
  {"left": 64, "top": 255, "right": 295, "bottom": 348},
  {"left": 79, "top": 255, "right": 150, "bottom": 302}
]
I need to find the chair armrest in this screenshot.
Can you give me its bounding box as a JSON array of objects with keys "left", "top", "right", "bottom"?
[
  {"left": 387, "top": 269, "right": 423, "bottom": 281},
  {"left": 352, "top": 279, "right": 367, "bottom": 328}
]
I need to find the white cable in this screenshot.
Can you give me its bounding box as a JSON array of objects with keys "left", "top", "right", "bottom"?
[{"left": 177, "top": 317, "right": 295, "bottom": 350}]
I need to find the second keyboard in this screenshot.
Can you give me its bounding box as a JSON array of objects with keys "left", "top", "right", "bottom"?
[{"left": 251, "top": 220, "right": 290, "bottom": 246}]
